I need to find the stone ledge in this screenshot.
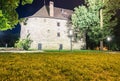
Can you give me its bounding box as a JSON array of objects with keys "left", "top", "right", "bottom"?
[{"left": 0, "top": 48, "right": 23, "bottom": 51}]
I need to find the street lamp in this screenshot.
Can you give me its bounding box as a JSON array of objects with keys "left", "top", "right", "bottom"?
[
  {"left": 107, "top": 36, "right": 112, "bottom": 50},
  {"left": 69, "top": 29, "right": 73, "bottom": 51}
]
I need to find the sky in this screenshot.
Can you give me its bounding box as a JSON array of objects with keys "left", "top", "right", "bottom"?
[{"left": 17, "top": 0, "right": 83, "bottom": 18}]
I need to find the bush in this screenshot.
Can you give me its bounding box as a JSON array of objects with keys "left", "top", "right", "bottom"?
[{"left": 15, "top": 34, "right": 32, "bottom": 50}]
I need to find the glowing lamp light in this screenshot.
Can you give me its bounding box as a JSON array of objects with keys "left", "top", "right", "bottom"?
[
  {"left": 69, "top": 29, "right": 73, "bottom": 36},
  {"left": 107, "top": 36, "right": 112, "bottom": 42}
]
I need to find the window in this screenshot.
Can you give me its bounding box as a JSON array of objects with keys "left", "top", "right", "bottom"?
[
  {"left": 57, "top": 32, "right": 60, "bottom": 37},
  {"left": 73, "top": 33, "right": 78, "bottom": 42},
  {"left": 75, "top": 33, "right": 78, "bottom": 38},
  {"left": 57, "top": 22, "right": 60, "bottom": 27},
  {"left": 23, "top": 18, "right": 28, "bottom": 25},
  {"left": 47, "top": 29, "right": 50, "bottom": 33},
  {"left": 61, "top": 9, "right": 64, "bottom": 14},
  {"left": 27, "top": 30, "right": 29, "bottom": 33}
]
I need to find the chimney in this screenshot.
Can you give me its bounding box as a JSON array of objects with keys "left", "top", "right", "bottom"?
[{"left": 49, "top": 1, "right": 54, "bottom": 17}]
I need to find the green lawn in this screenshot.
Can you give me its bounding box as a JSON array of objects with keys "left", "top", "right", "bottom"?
[{"left": 0, "top": 52, "right": 120, "bottom": 81}]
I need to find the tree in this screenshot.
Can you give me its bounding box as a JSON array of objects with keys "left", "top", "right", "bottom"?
[
  {"left": 98, "top": 0, "right": 120, "bottom": 50},
  {"left": 72, "top": 0, "right": 103, "bottom": 49},
  {"left": 105, "top": 0, "right": 120, "bottom": 50},
  {"left": 0, "top": 0, "right": 33, "bottom": 31},
  {"left": 72, "top": 0, "right": 119, "bottom": 50},
  {"left": 113, "top": 12, "right": 120, "bottom": 50}
]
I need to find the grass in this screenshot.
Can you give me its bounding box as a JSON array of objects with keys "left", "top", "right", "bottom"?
[
  {"left": 44, "top": 49, "right": 105, "bottom": 53},
  {"left": 0, "top": 52, "right": 120, "bottom": 81}
]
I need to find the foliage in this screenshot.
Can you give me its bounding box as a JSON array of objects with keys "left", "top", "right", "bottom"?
[
  {"left": 104, "top": 0, "right": 120, "bottom": 13},
  {"left": 72, "top": 0, "right": 103, "bottom": 46},
  {"left": 72, "top": 0, "right": 119, "bottom": 48},
  {"left": 104, "top": 0, "right": 120, "bottom": 50},
  {"left": 0, "top": 0, "right": 33, "bottom": 30},
  {"left": 0, "top": 10, "right": 11, "bottom": 30},
  {"left": 21, "top": 0, "right": 33, "bottom": 5},
  {"left": 88, "top": 27, "right": 111, "bottom": 43},
  {"left": 15, "top": 33, "right": 32, "bottom": 50},
  {"left": 101, "top": 0, "right": 119, "bottom": 35},
  {"left": 0, "top": 52, "right": 120, "bottom": 80},
  {"left": 113, "top": 12, "right": 120, "bottom": 50},
  {"left": 0, "top": 32, "right": 19, "bottom": 47}
]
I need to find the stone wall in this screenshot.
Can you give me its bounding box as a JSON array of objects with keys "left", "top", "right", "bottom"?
[{"left": 20, "top": 17, "right": 86, "bottom": 50}]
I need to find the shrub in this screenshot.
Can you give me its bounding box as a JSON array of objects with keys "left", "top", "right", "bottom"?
[{"left": 15, "top": 33, "right": 32, "bottom": 50}]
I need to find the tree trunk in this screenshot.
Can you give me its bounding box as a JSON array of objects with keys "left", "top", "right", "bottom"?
[
  {"left": 99, "top": 0, "right": 104, "bottom": 50},
  {"left": 86, "top": 32, "right": 88, "bottom": 49},
  {"left": 85, "top": 29, "right": 89, "bottom": 50},
  {"left": 100, "top": 41, "right": 103, "bottom": 50}
]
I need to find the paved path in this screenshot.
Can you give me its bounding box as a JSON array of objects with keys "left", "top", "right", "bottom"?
[
  {"left": 0, "top": 50, "right": 44, "bottom": 53},
  {"left": 0, "top": 48, "right": 44, "bottom": 53}
]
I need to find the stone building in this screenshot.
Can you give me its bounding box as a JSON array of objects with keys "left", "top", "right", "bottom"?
[{"left": 20, "top": 1, "right": 86, "bottom": 50}]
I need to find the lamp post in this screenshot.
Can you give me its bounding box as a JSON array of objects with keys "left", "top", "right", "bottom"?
[
  {"left": 69, "top": 29, "right": 73, "bottom": 51},
  {"left": 107, "top": 36, "right": 112, "bottom": 51}
]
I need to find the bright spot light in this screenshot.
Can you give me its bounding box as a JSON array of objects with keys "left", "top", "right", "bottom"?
[{"left": 107, "top": 36, "right": 112, "bottom": 42}]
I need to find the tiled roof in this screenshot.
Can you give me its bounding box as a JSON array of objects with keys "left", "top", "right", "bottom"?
[
  {"left": 32, "top": 6, "right": 49, "bottom": 17},
  {"left": 32, "top": 5, "right": 73, "bottom": 19},
  {"left": 54, "top": 7, "right": 73, "bottom": 19}
]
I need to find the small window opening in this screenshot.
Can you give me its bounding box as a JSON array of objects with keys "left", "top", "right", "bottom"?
[
  {"left": 57, "top": 22, "right": 60, "bottom": 27},
  {"left": 57, "top": 32, "right": 60, "bottom": 37}
]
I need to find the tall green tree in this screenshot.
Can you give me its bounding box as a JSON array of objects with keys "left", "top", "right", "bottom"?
[
  {"left": 72, "top": 0, "right": 119, "bottom": 50},
  {"left": 72, "top": 0, "right": 103, "bottom": 49},
  {"left": 105, "top": 0, "right": 120, "bottom": 50},
  {"left": 0, "top": 0, "right": 33, "bottom": 31},
  {"left": 98, "top": 0, "right": 120, "bottom": 50}
]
